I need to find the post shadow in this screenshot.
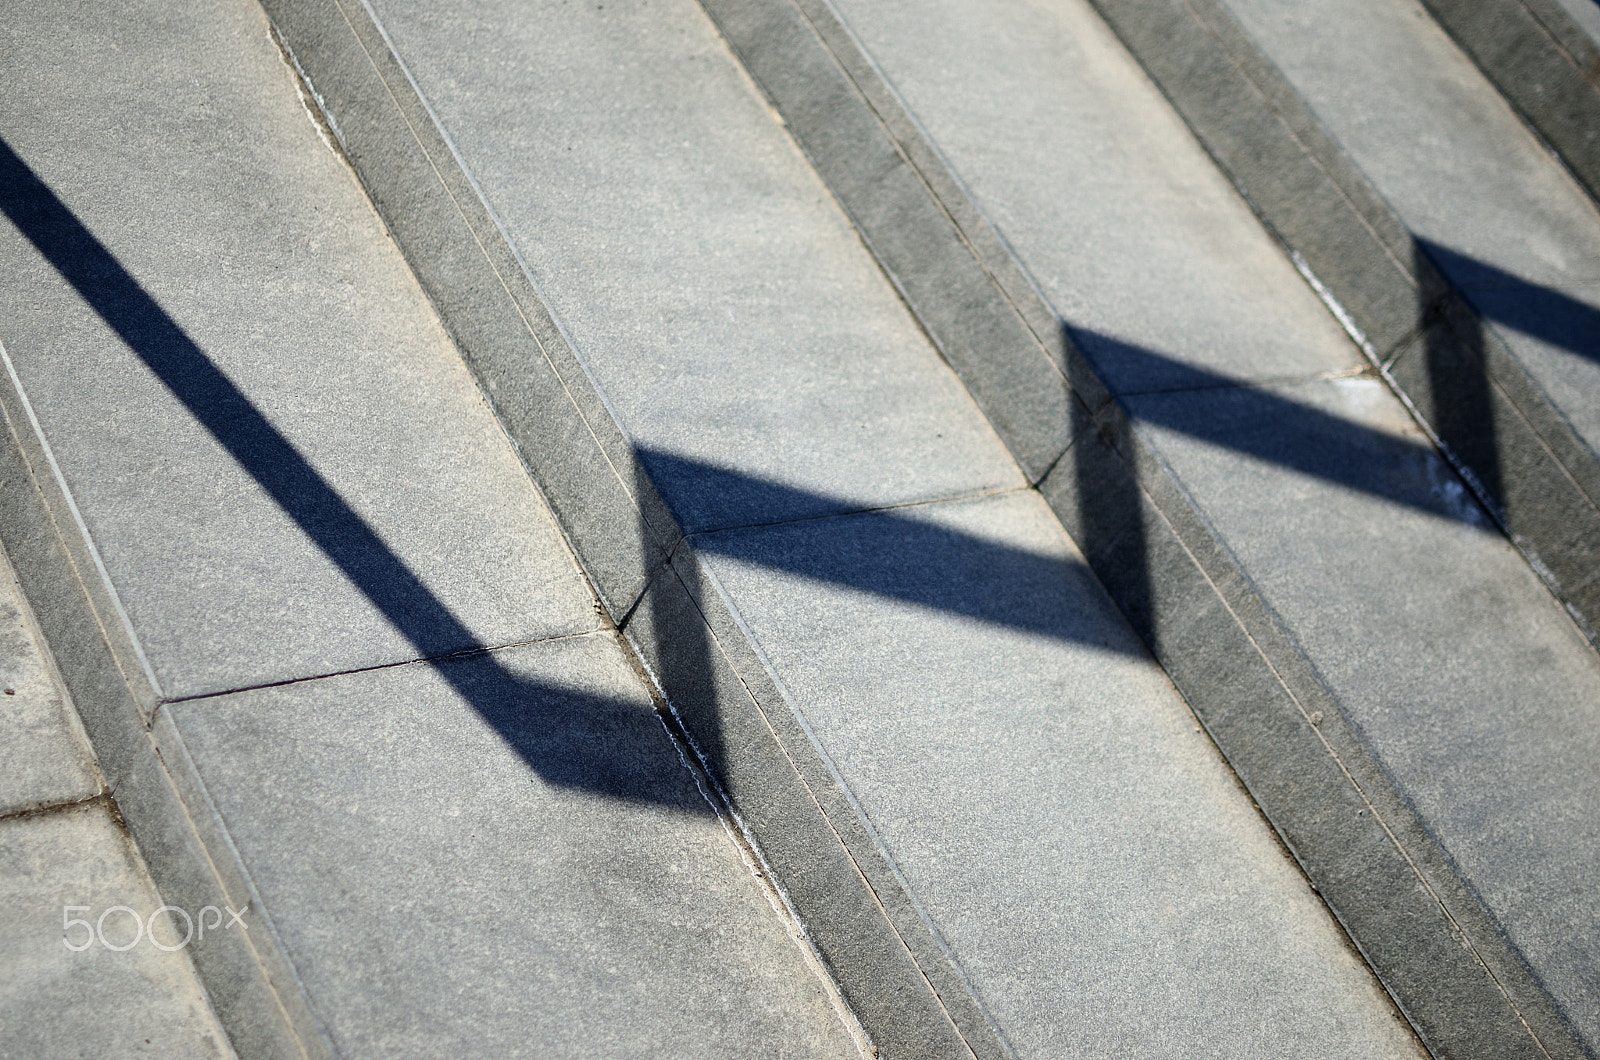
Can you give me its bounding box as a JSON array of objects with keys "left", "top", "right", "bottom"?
[
  {"left": 1052, "top": 311, "right": 1507, "bottom": 661},
  {"left": 1068, "top": 378, "right": 1155, "bottom": 653},
  {"left": 630, "top": 454, "right": 729, "bottom": 793}
]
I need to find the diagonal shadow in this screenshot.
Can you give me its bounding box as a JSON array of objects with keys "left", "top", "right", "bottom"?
[
  {"left": 1419, "top": 237, "right": 1600, "bottom": 368},
  {"left": 1074, "top": 331, "right": 1479, "bottom": 523},
  {"left": 0, "top": 134, "right": 1510, "bottom": 812},
  {"left": 0, "top": 137, "right": 708, "bottom": 814},
  {"left": 642, "top": 335, "right": 1487, "bottom": 654},
  {"left": 642, "top": 449, "right": 1144, "bottom": 654},
  {"left": 1059, "top": 319, "right": 1498, "bottom": 654}
]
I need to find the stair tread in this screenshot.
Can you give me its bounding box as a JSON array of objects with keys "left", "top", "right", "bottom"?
[{"left": 0, "top": 0, "right": 861, "bottom": 1055}]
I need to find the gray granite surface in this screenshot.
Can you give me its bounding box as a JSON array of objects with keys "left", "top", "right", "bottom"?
[
  {"left": 829, "top": 0, "right": 1363, "bottom": 395},
  {"left": 0, "top": 0, "right": 597, "bottom": 701},
  {"left": 0, "top": 0, "right": 864, "bottom": 1055},
  {"left": 695, "top": 490, "right": 1425, "bottom": 1059},
  {"left": 1218, "top": 0, "right": 1600, "bottom": 465},
  {"left": 0, "top": 547, "right": 98, "bottom": 816},
  {"left": 1551, "top": 0, "right": 1600, "bottom": 42},
  {"left": 0, "top": 542, "right": 228, "bottom": 1060},
  {"left": 1126, "top": 376, "right": 1600, "bottom": 1045},
  {"left": 819, "top": 0, "right": 1600, "bottom": 1046},
  {"left": 0, "top": 803, "right": 235, "bottom": 1060},
  {"left": 326, "top": 0, "right": 1440, "bottom": 1052},
  {"left": 167, "top": 633, "right": 857, "bottom": 1060},
  {"left": 366, "top": 0, "right": 1023, "bottom": 537}
]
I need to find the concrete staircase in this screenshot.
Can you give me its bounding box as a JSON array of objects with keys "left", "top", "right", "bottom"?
[{"left": 1, "top": 0, "right": 1597, "bottom": 1056}]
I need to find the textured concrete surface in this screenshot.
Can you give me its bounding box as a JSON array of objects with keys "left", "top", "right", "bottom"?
[
  {"left": 815, "top": 0, "right": 1600, "bottom": 1049},
  {"left": 0, "top": 546, "right": 98, "bottom": 816},
  {"left": 695, "top": 490, "right": 1425, "bottom": 1060},
  {"left": 1551, "top": 0, "right": 1600, "bottom": 42},
  {"left": 0, "top": 803, "right": 234, "bottom": 1060},
  {"left": 1416, "top": 0, "right": 1600, "bottom": 207},
  {"left": 366, "top": 0, "right": 1023, "bottom": 537},
  {"left": 315, "top": 0, "right": 1436, "bottom": 1053},
  {"left": 0, "top": 529, "right": 227, "bottom": 1060},
  {"left": 1126, "top": 376, "right": 1600, "bottom": 1047},
  {"left": 8, "top": 0, "right": 1584, "bottom": 1052},
  {"left": 828, "top": 0, "right": 1362, "bottom": 396},
  {"left": 0, "top": 0, "right": 598, "bottom": 701},
  {"left": 167, "top": 633, "right": 857, "bottom": 1060},
  {"left": 0, "top": 0, "right": 865, "bottom": 1055},
  {"left": 1051, "top": 0, "right": 1600, "bottom": 689},
  {"left": 1218, "top": 0, "right": 1600, "bottom": 465}
]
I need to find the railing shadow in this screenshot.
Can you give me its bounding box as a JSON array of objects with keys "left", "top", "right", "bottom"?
[
  {"left": 1079, "top": 331, "right": 1477, "bottom": 520},
  {"left": 2, "top": 131, "right": 1533, "bottom": 815},
  {"left": 640, "top": 449, "right": 1147, "bottom": 653},
  {"left": 1419, "top": 237, "right": 1600, "bottom": 371},
  {"left": 1056, "top": 300, "right": 1499, "bottom": 660},
  {"left": 1415, "top": 241, "right": 1503, "bottom": 514},
  {"left": 0, "top": 137, "right": 706, "bottom": 812}
]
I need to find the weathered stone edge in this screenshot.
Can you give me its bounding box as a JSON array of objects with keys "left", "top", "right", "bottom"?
[
  {"left": 0, "top": 345, "right": 332, "bottom": 1060},
  {"left": 255, "top": 1, "right": 1006, "bottom": 1056},
  {"left": 689, "top": 0, "right": 1591, "bottom": 1055}
]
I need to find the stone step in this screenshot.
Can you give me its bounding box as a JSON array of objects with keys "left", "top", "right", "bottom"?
[
  {"left": 262, "top": 0, "right": 1432, "bottom": 1056},
  {"left": 0, "top": 1, "right": 862, "bottom": 1057},
  {"left": 1085, "top": 0, "right": 1600, "bottom": 648},
  {"left": 1415, "top": 0, "right": 1600, "bottom": 206},
  {"left": 678, "top": 0, "right": 1600, "bottom": 1055},
  {"left": 1048, "top": 0, "right": 1600, "bottom": 1048},
  {"left": 0, "top": 541, "right": 232, "bottom": 1059}
]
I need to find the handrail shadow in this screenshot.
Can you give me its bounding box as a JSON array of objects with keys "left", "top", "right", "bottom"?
[
  {"left": 0, "top": 132, "right": 1522, "bottom": 815},
  {"left": 0, "top": 137, "right": 704, "bottom": 811},
  {"left": 1419, "top": 237, "right": 1600, "bottom": 370}
]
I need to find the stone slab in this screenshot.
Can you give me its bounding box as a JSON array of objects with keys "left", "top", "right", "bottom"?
[
  {"left": 0, "top": 544, "right": 98, "bottom": 816},
  {"left": 1049, "top": 0, "right": 1600, "bottom": 646},
  {"left": 259, "top": 0, "right": 686, "bottom": 623},
  {"left": 826, "top": 0, "right": 1364, "bottom": 395},
  {"left": 173, "top": 0, "right": 1025, "bottom": 1051},
  {"left": 1038, "top": 392, "right": 1576, "bottom": 1060},
  {"left": 362, "top": 0, "right": 1023, "bottom": 536},
  {"left": 1124, "top": 375, "right": 1600, "bottom": 1049},
  {"left": 622, "top": 553, "right": 995, "bottom": 1060},
  {"left": 1417, "top": 0, "right": 1600, "bottom": 205},
  {"left": 695, "top": 0, "right": 1594, "bottom": 1048},
  {"left": 693, "top": 490, "right": 1424, "bottom": 1060},
  {"left": 0, "top": 802, "right": 232, "bottom": 1059},
  {"left": 164, "top": 631, "right": 858, "bottom": 1060},
  {"left": 1218, "top": 0, "right": 1600, "bottom": 465},
  {"left": 0, "top": 0, "right": 598, "bottom": 702},
  {"left": 697, "top": 0, "right": 1081, "bottom": 480}
]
